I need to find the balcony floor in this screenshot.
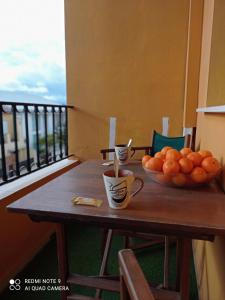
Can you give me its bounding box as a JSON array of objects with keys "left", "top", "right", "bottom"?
[{"left": 1, "top": 224, "right": 198, "bottom": 299}]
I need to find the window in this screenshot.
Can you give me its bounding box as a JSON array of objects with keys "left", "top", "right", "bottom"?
[
  {"left": 0, "top": 0, "right": 66, "bottom": 105},
  {"left": 0, "top": 0, "right": 68, "bottom": 184}
]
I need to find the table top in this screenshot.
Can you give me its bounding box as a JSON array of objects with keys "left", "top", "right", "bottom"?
[{"left": 7, "top": 160, "right": 225, "bottom": 239}]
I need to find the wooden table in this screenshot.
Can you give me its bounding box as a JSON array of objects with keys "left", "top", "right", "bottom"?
[{"left": 7, "top": 160, "right": 225, "bottom": 300}]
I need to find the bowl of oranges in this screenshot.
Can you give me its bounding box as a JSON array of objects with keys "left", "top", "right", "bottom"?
[{"left": 142, "top": 147, "right": 221, "bottom": 188}]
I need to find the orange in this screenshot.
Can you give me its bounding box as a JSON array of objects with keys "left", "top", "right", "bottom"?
[
  {"left": 190, "top": 167, "right": 207, "bottom": 183},
  {"left": 156, "top": 173, "right": 172, "bottom": 184},
  {"left": 198, "top": 150, "right": 212, "bottom": 159},
  {"left": 172, "top": 173, "right": 187, "bottom": 187},
  {"left": 154, "top": 151, "right": 165, "bottom": 160},
  {"left": 166, "top": 149, "right": 182, "bottom": 161},
  {"left": 161, "top": 146, "right": 172, "bottom": 156},
  {"left": 142, "top": 155, "right": 151, "bottom": 166},
  {"left": 185, "top": 175, "right": 195, "bottom": 186},
  {"left": 187, "top": 152, "right": 203, "bottom": 166},
  {"left": 180, "top": 147, "right": 192, "bottom": 157},
  {"left": 178, "top": 157, "right": 193, "bottom": 174},
  {"left": 145, "top": 157, "right": 163, "bottom": 172},
  {"left": 201, "top": 157, "right": 221, "bottom": 173},
  {"left": 163, "top": 159, "right": 180, "bottom": 175},
  {"left": 206, "top": 172, "right": 216, "bottom": 181}
]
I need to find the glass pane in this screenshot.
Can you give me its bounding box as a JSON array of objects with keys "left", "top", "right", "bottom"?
[
  {"left": 28, "top": 107, "right": 38, "bottom": 171},
  {"left": 38, "top": 108, "right": 47, "bottom": 166},
  {"left": 61, "top": 108, "right": 66, "bottom": 158},
  {"left": 0, "top": 136, "right": 3, "bottom": 183},
  {"left": 3, "top": 108, "right": 17, "bottom": 179},
  {"left": 17, "top": 110, "right": 29, "bottom": 175},
  {"left": 54, "top": 109, "right": 61, "bottom": 160},
  {"left": 47, "top": 107, "right": 54, "bottom": 163}
]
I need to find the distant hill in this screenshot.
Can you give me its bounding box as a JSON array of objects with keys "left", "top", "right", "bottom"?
[{"left": 0, "top": 91, "right": 65, "bottom": 105}]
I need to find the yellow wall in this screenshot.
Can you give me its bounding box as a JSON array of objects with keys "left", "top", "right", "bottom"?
[
  {"left": 194, "top": 1, "right": 225, "bottom": 299},
  {"left": 207, "top": 0, "right": 225, "bottom": 106},
  {"left": 65, "top": 1, "right": 225, "bottom": 299},
  {"left": 65, "top": 0, "right": 191, "bottom": 159},
  {"left": 0, "top": 198, "right": 54, "bottom": 291},
  {"left": 183, "top": 0, "right": 203, "bottom": 128},
  {"left": 194, "top": 113, "right": 225, "bottom": 300},
  {"left": 0, "top": 161, "right": 79, "bottom": 291}
]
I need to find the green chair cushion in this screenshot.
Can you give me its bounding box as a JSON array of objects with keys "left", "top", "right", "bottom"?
[{"left": 151, "top": 130, "right": 185, "bottom": 156}]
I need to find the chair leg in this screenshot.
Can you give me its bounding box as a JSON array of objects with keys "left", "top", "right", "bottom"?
[
  {"left": 96, "top": 229, "right": 113, "bottom": 298},
  {"left": 124, "top": 235, "right": 130, "bottom": 248},
  {"left": 100, "top": 228, "right": 109, "bottom": 258}
]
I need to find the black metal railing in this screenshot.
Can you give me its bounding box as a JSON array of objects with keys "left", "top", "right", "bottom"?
[{"left": 0, "top": 101, "right": 73, "bottom": 186}]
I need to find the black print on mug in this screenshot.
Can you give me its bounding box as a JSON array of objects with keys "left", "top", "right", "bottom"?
[
  {"left": 118, "top": 148, "right": 128, "bottom": 162},
  {"left": 109, "top": 180, "right": 127, "bottom": 203}
]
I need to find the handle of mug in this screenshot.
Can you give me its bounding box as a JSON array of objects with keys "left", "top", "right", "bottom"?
[
  {"left": 130, "top": 148, "right": 135, "bottom": 159},
  {"left": 131, "top": 176, "right": 144, "bottom": 197}
]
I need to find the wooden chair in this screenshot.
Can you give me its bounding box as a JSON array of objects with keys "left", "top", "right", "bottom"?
[
  {"left": 100, "top": 146, "right": 151, "bottom": 160},
  {"left": 100, "top": 128, "right": 196, "bottom": 159},
  {"left": 98, "top": 129, "right": 196, "bottom": 297},
  {"left": 119, "top": 249, "right": 179, "bottom": 300}
]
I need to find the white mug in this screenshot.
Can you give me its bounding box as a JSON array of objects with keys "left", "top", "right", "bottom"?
[
  {"left": 115, "top": 144, "right": 135, "bottom": 165},
  {"left": 103, "top": 169, "right": 144, "bottom": 209}
]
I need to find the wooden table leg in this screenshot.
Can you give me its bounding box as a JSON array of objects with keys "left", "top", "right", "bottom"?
[
  {"left": 176, "top": 238, "right": 182, "bottom": 291},
  {"left": 163, "top": 236, "right": 170, "bottom": 289},
  {"left": 179, "top": 238, "right": 192, "bottom": 300},
  {"left": 56, "top": 223, "right": 69, "bottom": 300}
]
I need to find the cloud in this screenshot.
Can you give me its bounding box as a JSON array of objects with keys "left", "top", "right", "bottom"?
[
  {"left": 43, "top": 95, "right": 58, "bottom": 101},
  {"left": 0, "top": 0, "right": 66, "bottom": 105},
  {"left": 1, "top": 82, "right": 48, "bottom": 94}
]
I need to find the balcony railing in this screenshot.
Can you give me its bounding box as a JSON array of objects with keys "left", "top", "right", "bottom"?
[{"left": 0, "top": 101, "right": 73, "bottom": 186}]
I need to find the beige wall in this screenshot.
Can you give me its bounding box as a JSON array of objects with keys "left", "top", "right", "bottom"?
[
  {"left": 195, "top": 1, "right": 225, "bottom": 299},
  {"left": 65, "top": 0, "right": 191, "bottom": 159}
]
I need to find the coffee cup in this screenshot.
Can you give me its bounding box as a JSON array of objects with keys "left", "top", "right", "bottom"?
[
  {"left": 115, "top": 144, "right": 135, "bottom": 165},
  {"left": 103, "top": 169, "right": 144, "bottom": 209}
]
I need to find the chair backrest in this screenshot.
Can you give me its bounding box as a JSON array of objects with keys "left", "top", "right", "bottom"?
[
  {"left": 150, "top": 130, "right": 192, "bottom": 156},
  {"left": 100, "top": 146, "right": 151, "bottom": 160},
  {"left": 119, "top": 249, "right": 155, "bottom": 300},
  {"left": 100, "top": 127, "right": 196, "bottom": 159},
  {"left": 119, "top": 249, "right": 178, "bottom": 300}
]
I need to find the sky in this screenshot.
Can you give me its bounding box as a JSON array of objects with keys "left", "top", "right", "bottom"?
[{"left": 0, "top": 0, "right": 66, "bottom": 105}]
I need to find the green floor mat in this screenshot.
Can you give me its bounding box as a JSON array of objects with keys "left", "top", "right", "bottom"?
[{"left": 1, "top": 224, "right": 198, "bottom": 300}]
